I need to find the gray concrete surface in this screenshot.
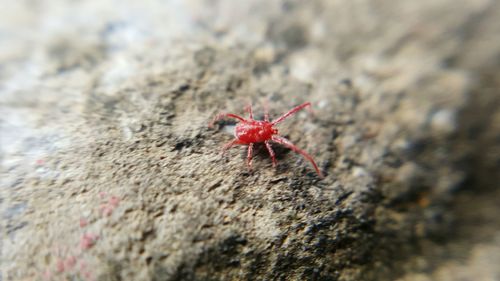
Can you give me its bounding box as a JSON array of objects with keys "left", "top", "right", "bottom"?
[{"left": 1, "top": 0, "right": 499, "bottom": 280}]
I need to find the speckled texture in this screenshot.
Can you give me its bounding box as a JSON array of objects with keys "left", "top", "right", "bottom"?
[{"left": 1, "top": 1, "right": 499, "bottom": 280}]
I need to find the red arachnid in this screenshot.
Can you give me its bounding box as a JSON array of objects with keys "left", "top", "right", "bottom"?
[{"left": 210, "top": 102, "right": 323, "bottom": 178}]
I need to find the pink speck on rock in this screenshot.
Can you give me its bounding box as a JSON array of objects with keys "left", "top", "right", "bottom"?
[
  {"left": 99, "top": 195, "right": 120, "bottom": 216},
  {"left": 65, "top": 256, "right": 77, "bottom": 269},
  {"left": 109, "top": 196, "right": 120, "bottom": 207},
  {"left": 80, "top": 261, "right": 87, "bottom": 271},
  {"left": 80, "top": 233, "right": 99, "bottom": 250},
  {"left": 100, "top": 204, "right": 113, "bottom": 216},
  {"left": 42, "top": 269, "right": 52, "bottom": 280},
  {"left": 79, "top": 218, "right": 88, "bottom": 228},
  {"left": 82, "top": 270, "right": 94, "bottom": 281},
  {"left": 99, "top": 192, "right": 107, "bottom": 199},
  {"left": 56, "top": 259, "right": 65, "bottom": 273}
]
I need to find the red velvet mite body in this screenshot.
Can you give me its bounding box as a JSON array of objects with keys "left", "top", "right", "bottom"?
[
  {"left": 210, "top": 102, "right": 323, "bottom": 178},
  {"left": 235, "top": 120, "right": 278, "bottom": 143}
]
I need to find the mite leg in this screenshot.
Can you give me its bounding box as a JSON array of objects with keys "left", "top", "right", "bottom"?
[
  {"left": 262, "top": 98, "right": 270, "bottom": 122},
  {"left": 271, "top": 102, "right": 312, "bottom": 125},
  {"left": 271, "top": 135, "right": 323, "bottom": 178},
  {"left": 221, "top": 139, "right": 242, "bottom": 156},
  {"left": 209, "top": 113, "right": 246, "bottom": 128},
  {"left": 265, "top": 141, "right": 277, "bottom": 167},
  {"left": 247, "top": 143, "right": 254, "bottom": 169},
  {"left": 245, "top": 104, "right": 254, "bottom": 120}
]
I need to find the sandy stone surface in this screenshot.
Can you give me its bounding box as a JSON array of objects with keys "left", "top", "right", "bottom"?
[{"left": 1, "top": 1, "right": 499, "bottom": 280}]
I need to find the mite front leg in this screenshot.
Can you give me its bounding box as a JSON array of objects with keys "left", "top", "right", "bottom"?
[
  {"left": 245, "top": 104, "right": 254, "bottom": 120},
  {"left": 209, "top": 113, "right": 246, "bottom": 128},
  {"left": 265, "top": 141, "right": 277, "bottom": 167},
  {"left": 262, "top": 98, "right": 270, "bottom": 122},
  {"left": 221, "top": 139, "right": 242, "bottom": 156},
  {"left": 271, "top": 102, "right": 312, "bottom": 125},
  {"left": 247, "top": 143, "right": 254, "bottom": 169}
]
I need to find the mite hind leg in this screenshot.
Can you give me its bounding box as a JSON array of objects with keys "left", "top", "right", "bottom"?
[
  {"left": 271, "top": 135, "right": 323, "bottom": 178},
  {"left": 265, "top": 141, "right": 277, "bottom": 167}
]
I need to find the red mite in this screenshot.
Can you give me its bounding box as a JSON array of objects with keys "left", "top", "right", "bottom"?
[{"left": 210, "top": 102, "right": 323, "bottom": 178}]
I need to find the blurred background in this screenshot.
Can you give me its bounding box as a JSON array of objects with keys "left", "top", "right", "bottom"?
[{"left": 1, "top": 1, "right": 499, "bottom": 280}]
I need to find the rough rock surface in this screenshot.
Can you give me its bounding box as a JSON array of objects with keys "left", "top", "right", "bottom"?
[{"left": 1, "top": 1, "right": 499, "bottom": 280}]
